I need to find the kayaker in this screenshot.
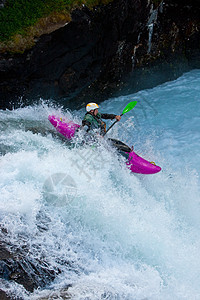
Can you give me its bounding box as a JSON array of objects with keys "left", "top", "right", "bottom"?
[{"left": 82, "top": 103, "right": 121, "bottom": 135}]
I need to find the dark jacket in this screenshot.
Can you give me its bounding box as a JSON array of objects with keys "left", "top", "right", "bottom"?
[{"left": 82, "top": 112, "right": 116, "bottom": 134}]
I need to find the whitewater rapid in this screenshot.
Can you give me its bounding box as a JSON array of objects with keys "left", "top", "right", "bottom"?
[{"left": 0, "top": 70, "right": 200, "bottom": 299}]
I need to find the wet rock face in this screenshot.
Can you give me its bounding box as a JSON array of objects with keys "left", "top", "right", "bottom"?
[
  {"left": 0, "top": 0, "right": 149, "bottom": 108},
  {"left": 118, "top": 0, "right": 200, "bottom": 95},
  {"left": 0, "top": 0, "right": 200, "bottom": 109},
  {"left": 0, "top": 229, "right": 61, "bottom": 296},
  {"left": 148, "top": 0, "right": 200, "bottom": 60},
  {"left": 0, "top": 255, "right": 59, "bottom": 292}
]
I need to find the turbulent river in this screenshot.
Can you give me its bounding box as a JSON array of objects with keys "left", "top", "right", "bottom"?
[{"left": 0, "top": 69, "right": 200, "bottom": 299}]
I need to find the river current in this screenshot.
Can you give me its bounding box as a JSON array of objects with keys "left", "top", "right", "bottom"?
[{"left": 0, "top": 69, "right": 200, "bottom": 299}]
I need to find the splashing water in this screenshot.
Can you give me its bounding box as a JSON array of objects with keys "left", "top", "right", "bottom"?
[{"left": 0, "top": 70, "right": 200, "bottom": 299}]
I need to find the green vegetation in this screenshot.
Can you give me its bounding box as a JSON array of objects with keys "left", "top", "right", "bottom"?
[{"left": 0, "top": 0, "right": 113, "bottom": 53}]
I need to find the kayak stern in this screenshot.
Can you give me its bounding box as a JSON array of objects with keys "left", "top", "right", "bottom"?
[{"left": 127, "top": 151, "right": 161, "bottom": 174}]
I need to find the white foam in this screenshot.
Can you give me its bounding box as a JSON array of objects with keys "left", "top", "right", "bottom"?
[{"left": 0, "top": 70, "right": 200, "bottom": 299}]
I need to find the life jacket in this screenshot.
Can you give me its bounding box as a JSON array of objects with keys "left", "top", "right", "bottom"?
[{"left": 83, "top": 112, "right": 106, "bottom": 133}]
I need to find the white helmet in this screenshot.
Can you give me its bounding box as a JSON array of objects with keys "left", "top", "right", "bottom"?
[{"left": 86, "top": 102, "right": 99, "bottom": 112}]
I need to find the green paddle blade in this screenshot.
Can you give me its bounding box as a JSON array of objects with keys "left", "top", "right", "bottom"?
[
  {"left": 122, "top": 101, "right": 137, "bottom": 115},
  {"left": 103, "top": 100, "right": 137, "bottom": 136}
]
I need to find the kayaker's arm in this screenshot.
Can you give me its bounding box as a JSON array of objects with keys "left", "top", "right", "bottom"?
[
  {"left": 101, "top": 113, "right": 116, "bottom": 120},
  {"left": 101, "top": 114, "right": 121, "bottom": 121}
]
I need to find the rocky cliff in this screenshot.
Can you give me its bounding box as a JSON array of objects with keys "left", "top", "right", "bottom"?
[{"left": 0, "top": 0, "right": 200, "bottom": 109}]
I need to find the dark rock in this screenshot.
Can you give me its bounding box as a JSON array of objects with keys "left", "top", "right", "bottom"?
[
  {"left": 0, "top": 226, "right": 60, "bottom": 293},
  {"left": 0, "top": 0, "right": 200, "bottom": 109},
  {"left": 0, "top": 290, "right": 11, "bottom": 300},
  {"left": 0, "top": 256, "right": 59, "bottom": 292},
  {"left": 0, "top": 245, "right": 60, "bottom": 293}
]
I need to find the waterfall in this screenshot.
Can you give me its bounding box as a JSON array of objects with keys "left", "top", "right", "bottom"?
[
  {"left": 131, "top": 33, "right": 142, "bottom": 69},
  {"left": 147, "top": 5, "right": 158, "bottom": 53},
  {"left": 147, "top": 1, "right": 164, "bottom": 53}
]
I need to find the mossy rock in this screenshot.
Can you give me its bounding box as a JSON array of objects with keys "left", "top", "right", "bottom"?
[{"left": 0, "top": 0, "right": 113, "bottom": 53}]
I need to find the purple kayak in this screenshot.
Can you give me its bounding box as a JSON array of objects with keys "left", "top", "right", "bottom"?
[
  {"left": 48, "top": 115, "right": 161, "bottom": 175},
  {"left": 126, "top": 151, "right": 161, "bottom": 174},
  {"left": 48, "top": 115, "right": 80, "bottom": 139}
]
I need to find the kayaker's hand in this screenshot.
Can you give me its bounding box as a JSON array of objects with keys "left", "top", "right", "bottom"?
[{"left": 115, "top": 115, "right": 121, "bottom": 121}]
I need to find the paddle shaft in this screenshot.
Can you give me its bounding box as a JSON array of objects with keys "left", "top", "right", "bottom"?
[
  {"left": 103, "top": 113, "right": 123, "bottom": 136},
  {"left": 103, "top": 101, "right": 137, "bottom": 136}
]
